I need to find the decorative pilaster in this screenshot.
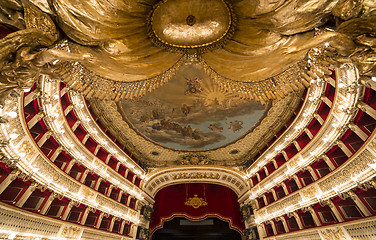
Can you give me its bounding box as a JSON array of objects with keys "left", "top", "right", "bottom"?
[
  {"left": 322, "top": 154, "right": 336, "bottom": 170},
  {"left": 348, "top": 122, "right": 368, "bottom": 141},
  {"left": 281, "top": 182, "right": 289, "bottom": 195},
  {"left": 279, "top": 217, "right": 289, "bottom": 233},
  {"left": 293, "top": 212, "right": 303, "bottom": 230},
  {"left": 326, "top": 199, "right": 344, "bottom": 222},
  {"left": 307, "top": 166, "right": 319, "bottom": 180},
  {"left": 15, "top": 182, "right": 37, "bottom": 207},
  {"left": 27, "top": 112, "right": 44, "bottom": 129},
  {"left": 64, "top": 159, "right": 76, "bottom": 174},
  {"left": 40, "top": 194, "right": 55, "bottom": 214},
  {"left": 357, "top": 101, "right": 376, "bottom": 120},
  {"left": 314, "top": 113, "right": 324, "bottom": 125},
  {"left": 293, "top": 175, "right": 303, "bottom": 189},
  {"left": 108, "top": 217, "right": 116, "bottom": 232},
  {"left": 80, "top": 207, "right": 92, "bottom": 225},
  {"left": 61, "top": 201, "right": 75, "bottom": 220},
  {"left": 50, "top": 146, "right": 63, "bottom": 162},
  {"left": 95, "top": 212, "right": 105, "bottom": 229},
  {"left": 94, "top": 177, "right": 102, "bottom": 191},
  {"left": 348, "top": 190, "right": 372, "bottom": 217},
  {"left": 336, "top": 140, "right": 352, "bottom": 157},
  {"left": 263, "top": 166, "right": 269, "bottom": 176},
  {"left": 80, "top": 169, "right": 90, "bottom": 183},
  {"left": 308, "top": 206, "right": 322, "bottom": 226},
  {"left": 0, "top": 170, "right": 20, "bottom": 195}
]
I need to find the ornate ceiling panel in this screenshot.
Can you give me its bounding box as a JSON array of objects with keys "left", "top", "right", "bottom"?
[
  {"left": 0, "top": 0, "right": 375, "bottom": 170},
  {"left": 88, "top": 89, "right": 303, "bottom": 168}
]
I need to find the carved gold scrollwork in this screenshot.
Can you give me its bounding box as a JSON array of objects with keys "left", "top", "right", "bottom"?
[
  {"left": 184, "top": 194, "right": 208, "bottom": 209},
  {"left": 60, "top": 226, "right": 81, "bottom": 238},
  {"left": 180, "top": 154, "right": 210, "bottom": 165},
  {"left": 320, "top": 227, "right": 347, "bottom": 240}
]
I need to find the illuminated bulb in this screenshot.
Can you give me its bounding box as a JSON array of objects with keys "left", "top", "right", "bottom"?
[
  {"left": 8, "top": 233, "right": 16, "bottom": 239},
  {"left": 368, "top": 163, "right": 376, "bottom": 171},
  {"left": 372, "top": 76, "right": 376, "bottom": 82},
  {"left": 351, "top": 176, "right": 358, "bottom": 183},
  {"left": 6, "top": 111, "right": 17, "bottom": 118},
  {"left": 338, "top": 82, "right": 345, "bottom": 88},
  {"left": 23, "top": 88, "right": 31, "bottom": 92},
  {"left": 18, "top": 152, "right": 25, "bottom": 158},
  {"left": 9, "top": 133, "right": 18, "bottom": 139}
]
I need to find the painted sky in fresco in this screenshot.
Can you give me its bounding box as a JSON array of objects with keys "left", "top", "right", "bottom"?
[{"left": 117, "top": 63, "right": 268, "bottom": 151}]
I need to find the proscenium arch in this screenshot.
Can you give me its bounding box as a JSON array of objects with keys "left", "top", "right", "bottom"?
[{"left": 143, "top": 166, "right": 250, "bottom": 199}]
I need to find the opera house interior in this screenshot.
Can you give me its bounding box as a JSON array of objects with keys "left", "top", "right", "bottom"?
[{"left": 0, "top": 0, "right": 375, "bottom": 239}]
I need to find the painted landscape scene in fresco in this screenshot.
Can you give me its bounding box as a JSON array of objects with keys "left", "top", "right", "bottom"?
[{"left": 117, "top": 64, "right": 269, "bottom": 151}]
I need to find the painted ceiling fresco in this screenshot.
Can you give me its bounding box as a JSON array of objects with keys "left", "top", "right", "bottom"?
[{"left": 117, "top": 63, "right": 269, "bottom": 151}]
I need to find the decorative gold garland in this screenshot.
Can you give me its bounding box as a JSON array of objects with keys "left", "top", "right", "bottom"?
[
  {"left": 198, "top": 55, "right": 310, "bottom": 105},
  {"left": 52, "top": 41, "right": 187, "bottom": 101},
  {"left": 52, "top": 41, "right": 311, "bottom": 104}
]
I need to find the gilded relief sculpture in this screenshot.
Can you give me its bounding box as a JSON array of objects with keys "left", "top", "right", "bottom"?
[
  {"left": 0, "top": 0, "right": 374, "bottom": 105},
  {"left": 0, "top": 0, "right": 92, "bottom": 105}
]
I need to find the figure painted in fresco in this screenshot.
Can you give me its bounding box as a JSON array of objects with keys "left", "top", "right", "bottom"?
[
  {"left": 185, "top": 77, "right": 203, "bottom": 95},
  {"left": 227, "top": 121, "right": 244, "bottom": 132},
  {"left": 208, "top": 123, "right": 223, "bottom": 132}
]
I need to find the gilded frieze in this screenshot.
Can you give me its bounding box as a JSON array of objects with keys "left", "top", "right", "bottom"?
[{"left": 318, "top": 149, "right": 375, "bottom": 192}]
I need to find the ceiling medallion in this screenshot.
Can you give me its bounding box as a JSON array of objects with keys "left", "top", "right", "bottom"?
[
  {"left": 147, "top": 0, "right": 236, "bottom": 53},
  {"left": 186, "top": 15, "right": 196, "bottom": 26}
]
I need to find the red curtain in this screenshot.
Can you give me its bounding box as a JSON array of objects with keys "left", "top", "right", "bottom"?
[{"left": 150, "top": 183, "right": 245, "bottom": 235}]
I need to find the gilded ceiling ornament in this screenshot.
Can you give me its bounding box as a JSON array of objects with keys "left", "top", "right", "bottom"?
[
  {"left": 53, "top": 51, "right": 187, "bottom": 101},
  {"left": 0, "top": 0, "right": 374, "bottom": 106},
  {"left": 147, "top": 0, "right": 236, "bottom": 53},
  {"left": 180, "top": 154, "right": 210, "bottom": 165}
]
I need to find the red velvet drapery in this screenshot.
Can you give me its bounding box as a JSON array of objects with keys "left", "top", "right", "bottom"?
[{"left": 150, "top": 183, "right": 245, "bottom": 236}]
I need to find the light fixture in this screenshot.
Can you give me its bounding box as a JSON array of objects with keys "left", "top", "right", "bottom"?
[
  {"left": 9, "top": 133, "right": 18, "bottom": 140},
  {"left": 5, "top": 111, "right": 17, "bottom": 118},
  {"left": 368, "top": 163, "right": 376, "bottom": 171},
  {"left": 8, "top": 233, "right": 16, "bottom": 240}
]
